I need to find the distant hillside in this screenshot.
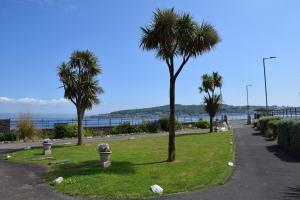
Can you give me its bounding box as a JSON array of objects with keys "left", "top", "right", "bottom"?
[{"left": 89, "top": 104, "right": 287, "bottom": 118}]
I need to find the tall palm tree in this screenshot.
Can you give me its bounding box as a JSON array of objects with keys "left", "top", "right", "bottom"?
[
  {"left": 58, "top": 50, "right": 103, "bottom": 145},
  {"left": 199, "top": 72, "right": 223, "bottom": 132},
  {"left": 140, "top": 8, "right": 220, "bottom": 161}
]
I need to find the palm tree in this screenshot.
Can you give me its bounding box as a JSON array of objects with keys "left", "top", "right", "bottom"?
[
  {"left": 58, "top": 50, "right": 103, "bottom": 145},
  {"left": 140, "top": 8, "right": 220, "bottom": 161},
  {"left": 199, "top": 72, "right": 223, "bottom": 132}
]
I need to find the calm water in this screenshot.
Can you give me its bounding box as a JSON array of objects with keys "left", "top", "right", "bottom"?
[{"left": 0, "top": 113, "right": 251, "bottom": 130}]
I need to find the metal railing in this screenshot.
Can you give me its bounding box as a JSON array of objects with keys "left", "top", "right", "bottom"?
[
  {"left": 268, "top": 107, "right": 300, "bottom": 118},
  {"left": 5, "top": 112, "right": 250, "bottom": 130}
]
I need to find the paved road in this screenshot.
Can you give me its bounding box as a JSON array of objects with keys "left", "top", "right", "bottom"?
[
  {"left": 1, "top": 124, "right": 300, "bottom": 200},
  {"left": 161, "top": 125, "right": 300, "bottom": 200}
]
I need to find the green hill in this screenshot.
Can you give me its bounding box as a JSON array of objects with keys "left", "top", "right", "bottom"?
[{"left": 89, "top": 104, "right": 286, "bottom": 118}]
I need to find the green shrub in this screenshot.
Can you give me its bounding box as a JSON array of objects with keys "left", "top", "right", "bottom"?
[
  {"left": 266, "top": 119, "right": 279, "bottom": 139},
  {"left": 259, "top": 116, "right": 280, "bottom": 136},
  {"left": 253, "top": 119, "right": 260, "bottom": 130},
  {"left": 195, "top": 120, "right": 210, "bottom": 129},
  {"left": 83, "top": 129, "right": 92, "bottom": 137},
  {"left": 89, "top": 129, "right": 106, "bottom": 137},
  {"left": 109, "top": 122, "right": 138, "bottom": 135},
  {"left": 145, "top": 121, "right": 159, "bottom": 133},
  {"left": 277, "top": 119, "right": 300, "bottom": 155},
  {"left": 54, "top": 123, "right": 78, "bottom": 138},
  {"left": 0, "top": 132, "right": 18, "bottom": 142},
  {"left": 159, "top": 117, "right": 182, "bottom": 131}
]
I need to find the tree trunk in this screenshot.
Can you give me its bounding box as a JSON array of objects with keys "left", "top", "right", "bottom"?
[
  {"left": 168, "top": 77, "right": 176, "bottom": 162},
  {"left": 209, "top": 115, "right": 213, "bottom": 133},
  {"left": 77, "top": 108, "right": 84, "bottom": 145}
]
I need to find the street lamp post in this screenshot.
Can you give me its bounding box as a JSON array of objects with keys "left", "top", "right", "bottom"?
[
  {"left": 263, "top": 56, "right": 276, "bottom": 115},
  {"left": 246, "top": 84, "right": 252, "bottom": 124}
]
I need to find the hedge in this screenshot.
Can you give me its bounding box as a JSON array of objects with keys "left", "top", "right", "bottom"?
[
  {"left": 158, "top": 117, "right": 182, "bottom": 132},
  {"left": 277, "top": 119, "right": 300, "bottom": 155},
  {"left": 195, "top": 119, "right": 210, "bottom": 129},
  {"left": 258, "top": 116, "right": 280, "bottom": 138},
  {"left": 0, "top": 132, "right": 18, "bottom": 142}
]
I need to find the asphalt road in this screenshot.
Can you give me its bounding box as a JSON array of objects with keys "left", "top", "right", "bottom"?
[{"left": 161, "top": 126, "right": 300, "bottom": 200}]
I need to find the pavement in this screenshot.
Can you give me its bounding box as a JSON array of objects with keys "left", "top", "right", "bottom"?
[{"left": 1, "top": 122, "right": 300, "bottom": 200}]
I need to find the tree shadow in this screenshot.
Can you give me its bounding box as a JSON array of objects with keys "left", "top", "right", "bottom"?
[
  {"left": 133, "top": 160, "right": 167, "bottom": 166},
  {"left": 282, "top": 185, "right": 300, "bottom": 199},
  {"left": 176, "top": 132, "right": 206, "bottom": 138},
  {"left": 266, "top": 144, "right": 300, "bottom": 163},
  {"left": 48, "top": 160, "right": 136, "bottom": 179}
]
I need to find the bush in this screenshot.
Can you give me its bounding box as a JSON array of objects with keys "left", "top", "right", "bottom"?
[
  {"left": 0, "top": 132, "right": 18, "bottom": 142},
  {"left": 145, "top": 121, "right": 159, "bottom": 133},
  {"left": 266, "top": 119, "right": 279, "bottom": 139},
  {"left": 17, "top": 114, "right": 38, "bottom": 140},
  {"left": 83, "top": 129, "right": 92, "bottom": 137},
  {"left": 159, "top": 117, "right": 182, "bottom": 131},
  {"left": 88, "top": 129, "right": 106, "bottom": 137},
  {"left": 259, "top": 116, "right": 280, "bottom": 137},
  {"left": 253, "top": 119, "right": 260, "bottom": 130},
  {"left": 54, "top": 123, "right": 78, "bottom": 138},
  {"left": 195, "top": 120, "right": 210, "bottom": 129},
  {"left": 277, "top": 119, "right": 300, "bottom": 155}
]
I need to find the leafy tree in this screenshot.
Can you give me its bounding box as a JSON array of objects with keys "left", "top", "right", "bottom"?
[
  {"left": 58, "top": 50, "right": 103, "bottom": 145},
  {"left": 140, "top": 8, "right": 220, "bottom": 161},
  {"left": 199, "top": 72, "right": 223, "bottom": 132}
]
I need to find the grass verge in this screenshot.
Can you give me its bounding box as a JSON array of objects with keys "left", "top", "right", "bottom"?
[{"left": 11, "top": 131, "right": 234, "bottom": 199}]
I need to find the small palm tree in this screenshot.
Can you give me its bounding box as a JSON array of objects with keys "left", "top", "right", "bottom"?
[
  {"left": 199, "top": 72, "right": 223, "bottom": 132},
  {"left": 58, "top": 50, "right": 103, "bottom": 145},
  {"left": 140, "top": 8, "right": 220, "bottom": 161}
]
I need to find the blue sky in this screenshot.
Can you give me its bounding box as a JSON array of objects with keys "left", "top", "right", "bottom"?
[{"left": 0, "top": 0, "right": 299, "bottom": 115}]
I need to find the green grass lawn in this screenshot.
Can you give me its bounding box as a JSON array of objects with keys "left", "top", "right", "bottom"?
[{"left": 11, "top": 132, "right": 234, "bottom": 199}]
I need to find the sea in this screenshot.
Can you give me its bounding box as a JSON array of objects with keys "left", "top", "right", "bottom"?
[{"left": 0, "top": 113, "right": 250, "bottom": 130}]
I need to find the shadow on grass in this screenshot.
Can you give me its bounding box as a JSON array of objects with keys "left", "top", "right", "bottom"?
[
  {"left": 48, "top": 160, "right": 136, "bottom": 179},
  {"left": 176, "top": 132, "right": 207, "bottom": 138},
  {"left": 133, "top": 160, "right": 167, "bottom": 166},
  {"left": 266, "top": 145, "right": 300, "bottom": 163},
  {"left": 282, "top": 185, "right": 300, "bottom": 199}
]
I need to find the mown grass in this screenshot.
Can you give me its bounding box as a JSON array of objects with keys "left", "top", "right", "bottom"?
[{"left": 11, "top": 131, "right": 234, "bottom": 199}]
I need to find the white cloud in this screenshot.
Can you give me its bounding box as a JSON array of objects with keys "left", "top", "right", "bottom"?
[{"left": 0, "top": 97, "right": 69, "bottom": 105}]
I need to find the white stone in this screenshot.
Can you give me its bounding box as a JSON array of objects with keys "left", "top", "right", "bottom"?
[
  {"left": 52, "top": 177, "right": 64, "bottom": 185},
  {"left": 151, "top": 184, "right": 163, "bottom": 194},
  {"left": 64, "top": 142, "right": 72, "bottom": 145},
  {"left": 228, "top": 162, "right": 234, "bottom": 167}
]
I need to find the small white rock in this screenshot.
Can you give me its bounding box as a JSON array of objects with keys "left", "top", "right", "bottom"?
[
  {"left": 52, "top": 177, "right": 64, "bottom": 185},
  {"left": 5, "top": 154, "right": 11, "bottom": 159},
  {"left": 228, "top": 162, "right": 234, "bottom": 167},
  {"left": 24, "top": 146, "right": 31, "bottom": 150},
  {"left": 87, "top": 136, "right": 93, "bottom": 139},
  {"left": 64, "top": 142, "right": 72, "bottom": 145},
  {"left": 151, "top": 184, "right": 163, "bottom": 194}
]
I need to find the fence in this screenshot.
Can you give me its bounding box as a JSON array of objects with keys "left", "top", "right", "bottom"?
[
  {"left": 268, "top": 107, "right": 300, "bottom": 118},
  {"left": 6, "top": 112, "right": 250, "bottom": 130}
]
